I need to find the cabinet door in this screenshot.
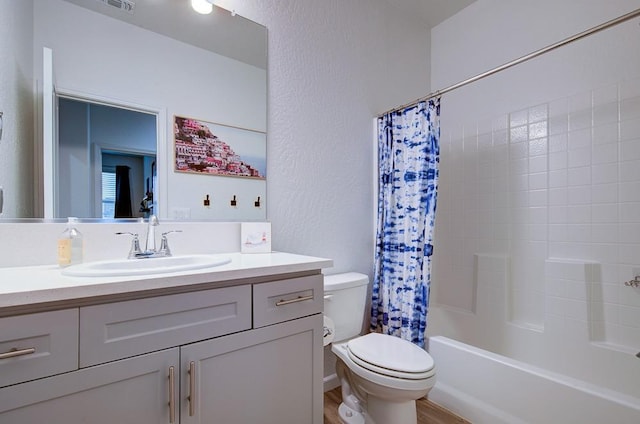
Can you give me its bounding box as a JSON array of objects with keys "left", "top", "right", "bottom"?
[
  {"left": 181, "top": 314, "right": 323, "bottom": 424},
  {"left": 0, "top": 348, "right": 179, "bottom": 424}
]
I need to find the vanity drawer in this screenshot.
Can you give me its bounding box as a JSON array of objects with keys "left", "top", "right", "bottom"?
[
  {"left": 253, "top": 274, "right": 323, "bottom": 328},
  {"left": 0, "top": 309, "right": 79, "bottom": 388},
  {"left": 79, "top": 285, "right": 251, "bottom": 367}
]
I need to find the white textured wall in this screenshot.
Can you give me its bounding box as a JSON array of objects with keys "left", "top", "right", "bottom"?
[
  {"left": 0, "top": 0, "right": 34, "bottom": 217},
  {"left": 216, "top": 0, "right": 431, "bottom": 275},
  {"left": 429, "top": 0, "right": 640, "bottom": 402}
]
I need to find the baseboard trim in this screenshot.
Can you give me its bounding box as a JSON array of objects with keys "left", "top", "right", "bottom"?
[{"left": 323, "top": 373, "right": 340, "bottom": 392}]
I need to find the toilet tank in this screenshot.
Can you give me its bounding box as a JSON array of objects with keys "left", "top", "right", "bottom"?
[{"left": 324, "top": 272, "right": 369, "bottom": 343}]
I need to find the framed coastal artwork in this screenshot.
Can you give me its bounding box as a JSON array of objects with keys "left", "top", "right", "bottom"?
[{"left": 174, "top": 115, "right": 266, "bottom": 180}]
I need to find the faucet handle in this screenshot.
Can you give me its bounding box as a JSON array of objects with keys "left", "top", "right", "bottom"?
[
  {"left": 158, "top": 230, "right": 182, "bottom": 257},
  {"left": 116, "top": 232, "right": 142, "bottom": 259}
]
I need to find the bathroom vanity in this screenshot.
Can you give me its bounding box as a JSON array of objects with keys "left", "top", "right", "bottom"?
[{"left": 0, "top": 252, "right": 331, "bottom": 424}]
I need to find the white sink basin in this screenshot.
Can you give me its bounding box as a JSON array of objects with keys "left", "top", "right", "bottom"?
[{"left": 61, "top": 254, "right": 232, "bottom": 277}]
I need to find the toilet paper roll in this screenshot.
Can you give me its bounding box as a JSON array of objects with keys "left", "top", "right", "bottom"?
[{"left": 323, "top": 316, "right": 335, "bottom": 346}]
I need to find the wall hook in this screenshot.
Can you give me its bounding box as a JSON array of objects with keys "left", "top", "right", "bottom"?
[
  {"left": 203, "top": 194, "right": 210, "bottom": 207},
  {"left": 624, "top": 276, "right": 640, "bottom": 288},
  {"left": 254, "top": 196, "right": 261, "bottom": 207},
  {"left": 230, "top": 195, "right": 237, "bottom": 207}
]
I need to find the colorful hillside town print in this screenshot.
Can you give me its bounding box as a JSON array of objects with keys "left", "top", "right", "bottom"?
[{"left": 174, "top": 116, "right": 266, "bottom": 179}]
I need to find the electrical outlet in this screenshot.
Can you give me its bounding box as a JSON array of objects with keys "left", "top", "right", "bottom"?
[{"left": 171, "top": 207, "right": 191, "bottom": 219}]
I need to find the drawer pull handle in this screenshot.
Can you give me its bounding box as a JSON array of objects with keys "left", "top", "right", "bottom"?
[
  {"left": 168, "top": 366, "right": 175, "bottom": 424},
  {"left": 276, "top": 295, "right": 314, "bottom": 306},
  {"left": 188, "top": 361, "right": 196, "bottom": 416},
  {"left": 0, "top": 347, "right": 36, "bottom": 360}
]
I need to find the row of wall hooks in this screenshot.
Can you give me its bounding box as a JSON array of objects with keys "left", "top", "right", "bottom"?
[{"left": 203, "top": 194, "right": 261, "bottom": 208}]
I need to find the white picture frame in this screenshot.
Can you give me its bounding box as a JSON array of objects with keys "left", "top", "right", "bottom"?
[{"left": 240, "top": 222, "right": 272, "bottom": 253}]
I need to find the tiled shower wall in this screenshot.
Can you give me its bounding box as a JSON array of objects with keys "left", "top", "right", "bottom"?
[
  {"left": 428, "top": 0, "right": 640, "bottom": 402},
  {"left": 434, "top": 76, "right": 640, "bottom": 351}
]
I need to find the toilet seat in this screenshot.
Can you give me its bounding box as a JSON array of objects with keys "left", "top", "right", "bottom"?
[{"left": 347, "top": 333, "right": 435, "bottom": 380}]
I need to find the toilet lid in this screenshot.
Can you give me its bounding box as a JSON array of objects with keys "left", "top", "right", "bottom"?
[{"left": 347, "top": 333, "right": 434, "bottom": 379}]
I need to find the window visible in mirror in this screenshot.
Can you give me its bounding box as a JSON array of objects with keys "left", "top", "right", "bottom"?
[{"left": 101, "top": 171, "right": 116, "bottom": 219}]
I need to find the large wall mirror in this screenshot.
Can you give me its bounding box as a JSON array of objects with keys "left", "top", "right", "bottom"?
[{"left": 1, "top": 0, "right": 267, "bottom": 221}]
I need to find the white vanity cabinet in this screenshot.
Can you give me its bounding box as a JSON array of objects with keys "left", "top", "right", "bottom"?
[
  {"left": 0, "top": 348, "right": 179, "bottom": 423},
  {"left": 181, "top": 314, "right": 322, "bottom": 424},
  {"left": 181, "top": 274, "right": 324, "bottom": 424},
  {"left": 0, "top": 272, "right": 324, "bottom": 424}
]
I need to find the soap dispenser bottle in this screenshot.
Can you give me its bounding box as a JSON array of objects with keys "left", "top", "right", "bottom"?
[{"left": 57, "top": 217, "right": 83, "bottom": 267}]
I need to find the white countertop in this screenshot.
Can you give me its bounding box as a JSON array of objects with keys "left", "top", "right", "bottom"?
[{"left": 0, "top": 252, "right": 333, "bottom": 312}]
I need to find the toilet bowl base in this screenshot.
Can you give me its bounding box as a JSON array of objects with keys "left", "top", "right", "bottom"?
[
  {"left": 338, "top": 403, "right": 366, "bottom": 424},
  {"left": 367, "top": 396, "right": 418, "bottom": 424}
]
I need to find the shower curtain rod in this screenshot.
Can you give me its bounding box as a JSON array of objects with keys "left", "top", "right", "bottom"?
[{"left": 380, "top": 6, "right": 640, "bottom": 117}]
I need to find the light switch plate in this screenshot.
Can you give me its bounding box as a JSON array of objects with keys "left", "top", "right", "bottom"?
[{"left": 171, "top": 207, "right": 191, "bottom": 219}]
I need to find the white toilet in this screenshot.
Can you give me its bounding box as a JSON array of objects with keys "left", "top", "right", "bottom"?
[{"left": 324, "top": 273, "right": 436, "bottom": 424}]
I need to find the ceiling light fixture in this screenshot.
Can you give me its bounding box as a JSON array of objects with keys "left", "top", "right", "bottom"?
[{"left": 191, "top": 0, "right": 213, "bottom": 15}]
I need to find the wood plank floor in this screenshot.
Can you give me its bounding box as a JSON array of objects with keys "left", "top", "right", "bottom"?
[{"left": 323, "top": 386, "right": 471, "bottom": 424}]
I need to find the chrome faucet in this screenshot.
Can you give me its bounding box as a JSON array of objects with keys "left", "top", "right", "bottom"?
[
  {"left": 115, "top": 232, "right": 142, "bottom": 259},
  {"left": 117, "top": 216, "right": 181, "bottom": 259},
  {"left": 145, "top": 214, "right": 159, "bottom": 253}
]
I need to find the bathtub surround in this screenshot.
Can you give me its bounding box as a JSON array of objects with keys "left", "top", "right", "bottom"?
[
  {"left": 371, "top": 99, "right": 440, "bottom": 347},
  {"left": 428, "top": 337, "right": 640, "bottom": 423},
  {"left": 428, "top": 0, "right": 640, "bottom": 419}
]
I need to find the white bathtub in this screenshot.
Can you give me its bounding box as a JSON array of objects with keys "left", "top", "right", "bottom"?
[{"left": 427, "top": 336, "right": 640, "bottom": 423}]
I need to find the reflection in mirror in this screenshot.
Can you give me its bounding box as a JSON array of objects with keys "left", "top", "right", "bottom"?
[
  {"left": 1, "top": 0, "right": 267, "bottom": 221},
  {"left": 57, "top": 97, "right": 157, "bottom": 219}
]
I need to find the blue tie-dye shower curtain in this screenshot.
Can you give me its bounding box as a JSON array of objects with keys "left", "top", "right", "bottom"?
[{"left": 370, "top": 98, "right": 440, "bottom": 348}]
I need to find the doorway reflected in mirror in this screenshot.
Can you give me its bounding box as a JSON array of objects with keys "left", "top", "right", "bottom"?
[{"left": 57, "top": 98, "right": 157, "bottom": 219}]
